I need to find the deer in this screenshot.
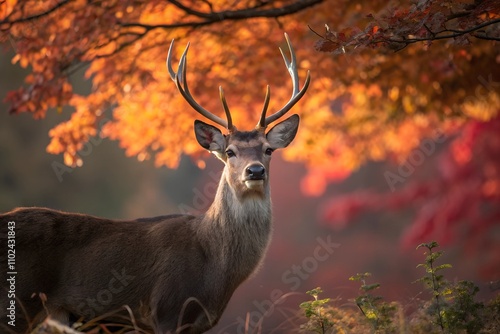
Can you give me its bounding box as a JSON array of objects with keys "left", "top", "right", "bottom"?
[{"left": 0, "top": 33, "right": 310, "bottom": 334}]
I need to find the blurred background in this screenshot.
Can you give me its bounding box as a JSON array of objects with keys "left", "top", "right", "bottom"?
[
  {"left": 1, "top": 1, "right": 499, "bottom": 332},
  {"left": 1, "top": 52, "right": 497, "bottom": 333}
]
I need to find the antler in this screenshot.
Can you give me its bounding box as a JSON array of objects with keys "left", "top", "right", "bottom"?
[
  {"left": 256, "top": 33, "right": 311, "bottom": 130},
  {"left": 167, "top": 40, "right": 233, "bottom": 131}
]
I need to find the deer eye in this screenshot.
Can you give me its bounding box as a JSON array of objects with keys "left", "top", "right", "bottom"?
[
  {"left": 226, "top": 149, "right": 236, "bottom": 158},
  {"left": 265, "top": 148, "right": 274, "bottom": 156}
]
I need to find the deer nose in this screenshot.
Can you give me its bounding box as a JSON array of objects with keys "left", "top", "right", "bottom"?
[{"left": 245, "top": 164, "right": 266, "bottom": 180}]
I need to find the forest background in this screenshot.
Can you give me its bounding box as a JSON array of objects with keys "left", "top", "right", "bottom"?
[{"left": 0, "top": 0, "right": 498, "bottom": 332}]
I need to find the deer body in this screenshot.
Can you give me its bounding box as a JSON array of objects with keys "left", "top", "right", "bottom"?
[
  {"left": 1, "top": 173, "right": 270, "bottom": 332},
  {"left": 0, "top": 34, "right": 309, "bottom": 333}
]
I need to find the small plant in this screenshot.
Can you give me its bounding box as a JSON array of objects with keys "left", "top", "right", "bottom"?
[
  {"left": 443, "top": 280, "right": 484, "bottom": 332},
  {"left": 482, "top": 294, "right": 500, "bottom": 332},
  {"left": 415, "top": 241, "right": 451, "bottom": 330},
  {"left": 349, "top": 272, "right": 397, "bottom": 333},
  {"left": 414, "top": 241, "right": 488, "bottom": 333},
  {"left": 297, "top": 241, "right": 498, "bottom": 334},
  {"left": 299, "top": 288, "right": 334, "bottom": 334}
]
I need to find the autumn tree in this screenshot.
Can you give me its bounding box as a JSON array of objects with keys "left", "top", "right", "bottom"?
[
  {"left": 1, "top": 0, "right": 499, "bottom": 270},
  {"left": 311, "top": 0, "right": 500, "bottom": 276}
]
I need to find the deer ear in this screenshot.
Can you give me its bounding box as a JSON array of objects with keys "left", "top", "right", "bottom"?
[
  {"left": 194, "top": 120, "right": 226, "bottom": 154},
  {"left": 266, "top": 114, "right": 299, "bottom": 149}
]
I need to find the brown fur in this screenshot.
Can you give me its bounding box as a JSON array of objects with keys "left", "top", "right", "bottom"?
[{"left": 0, "top": 115, "right": 299, "bottom": 334}]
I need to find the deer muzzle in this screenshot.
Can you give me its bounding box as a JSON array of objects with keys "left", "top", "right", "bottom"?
[{"left": 244, "top": 164, "right": 266, "bottom": 189}]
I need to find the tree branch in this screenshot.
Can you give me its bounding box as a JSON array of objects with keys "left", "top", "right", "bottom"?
[
  {"left": 0, "top": 0, "right": 71, "bottom": 28},
  {"left": 381, "top": 18, "right": 500, "bottom": 45},
  {"left": 167, "top": 0, "right": 213, "bottom": 19},
  {"left": 119, "top": 0, "right": 324, "bottom": 31},
  {"left": 314, "top": 17, "right": 500, "bottom": 54}
]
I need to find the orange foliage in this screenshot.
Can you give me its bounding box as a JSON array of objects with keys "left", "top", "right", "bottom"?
[
  {"left": 1, "top": 0, "right": 499, "bottom": 181},
  {"left": 0, "top": 0, "right": 16, "bottom": 21}
]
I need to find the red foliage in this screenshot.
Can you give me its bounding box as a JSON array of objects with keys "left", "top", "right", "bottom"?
[
  {"left": 314, "top": 0, "right": 500, "bottom": 54},
  {"left": 320, "top": 114, "right": 500, "bottom": 276}
]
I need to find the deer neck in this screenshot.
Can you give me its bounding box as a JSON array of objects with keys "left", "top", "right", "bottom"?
[{"left": 199, "top": 168, "right": 272, "bottom": 276}]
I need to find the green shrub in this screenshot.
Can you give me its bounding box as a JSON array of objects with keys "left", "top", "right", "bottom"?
[{"left": 299, "top": 241, "right": 499, "bottom": 334}]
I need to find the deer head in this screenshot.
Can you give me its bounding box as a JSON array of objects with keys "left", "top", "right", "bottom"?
[{"left": 166, "top": 33, "right": 310, "bottom": 201}]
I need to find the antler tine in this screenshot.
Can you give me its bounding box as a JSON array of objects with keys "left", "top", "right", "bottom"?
[
  {"left": 167, "top": 39, "right": 230, "bottom": 129},
  {"left": 256, "top": 85, "right": 270, "bottom": 130},
  {"left": 263, "top": 33, "right": 311, "bottom": 127},
  {"left": 166, "top": 40, "right": 178, "bottom": 81},
  {"left": 219, "top": 86, "right": 233, "bottom": 131}
]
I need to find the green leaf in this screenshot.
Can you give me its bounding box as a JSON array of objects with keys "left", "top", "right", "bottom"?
[
  {"left": 306, "top": 287, "right": 323, "bottom": 297},
  {"left": 416, "top": 241, "right": 439, "bottom": 250},
  {"left": 435, "top": 264, "right": 452, "bottom": 271},
  {"left": 361, "top": 283, "right": 380, "bottom": 292}
]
